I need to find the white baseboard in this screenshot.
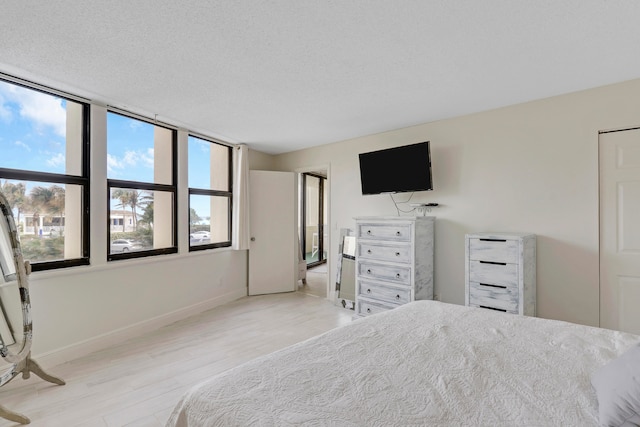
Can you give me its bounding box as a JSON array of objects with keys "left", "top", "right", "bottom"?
[{"left": 33, "top": 288, "right": 247, "bottom": 368}]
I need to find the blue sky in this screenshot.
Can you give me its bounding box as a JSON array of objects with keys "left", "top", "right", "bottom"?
[
  {"left": 0, "top": 80, "right": 213, "bottom": 221},
  {"left": 0, "top": 80, "right": 68, "bottom": 174}
]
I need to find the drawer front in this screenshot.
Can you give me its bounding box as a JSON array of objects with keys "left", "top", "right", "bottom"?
[
  {"left": 468, "top": 238, "right": 519, "bottom": 264},
  {"left": 357, "top": 281, "right": 411, "bottom": 305},
  {"left": 357, "top": 223, "right": 412, "bottom": 242},
  {"left": 357, "top": 299, "right": 395, "bottom": 317},
  {"left": 468, "top": 303, "right": 518, "bottom": 315},
  {"left": 468, "top": 260, "right": 518, "bottom": 287},
  {"left": 357, "top": 242, "right": 412, "bottom": 264},
  {"left": 469, "top": 281, "right": 519, "bottom": 312},
  {"left": 358, "top": 261, "right": 411, "bottom": 285}
]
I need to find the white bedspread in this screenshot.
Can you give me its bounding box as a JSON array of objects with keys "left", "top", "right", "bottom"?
[{"left": 167, "top": 301, "right": 639, "bottom": 426}]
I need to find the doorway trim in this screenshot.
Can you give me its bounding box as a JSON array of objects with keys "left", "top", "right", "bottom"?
[
  {"left": 295, "top": 164, "right": 332, "bottom": 300},
  {"left": 302, "top": 172, "right": 327, "bottom": 268}
]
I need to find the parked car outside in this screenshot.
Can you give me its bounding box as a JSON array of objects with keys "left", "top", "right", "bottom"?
[
  {"left": 110, "top": 239, "right": 143, "bottom": 253},
  {"left": 189, "top": 231, "right": 211, "bottom": 245},
  {"left": 190, "top": 231, "right": 210, "bottom": 239}
]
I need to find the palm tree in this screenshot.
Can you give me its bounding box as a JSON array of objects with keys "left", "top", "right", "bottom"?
[
  {"left": 139, "top": 201, "right": 154, "bottom": 228},
  {"left": 189, "top": 207, "right": 201, "bottom": 230},
  {"left": 30, "top": 185, "right": 65, "bottom": 235},
  {"left": 111, "top": 189, "right": 153, "bottom": 231},
  {"left": 127, "top": 190, "right": 141, "bottom": 230},
  {"left": 111, "top": 189, "right": 132, "bottom": 232},
  {"left": 1, "top": 181, "right": 26, "bottom": 229}
]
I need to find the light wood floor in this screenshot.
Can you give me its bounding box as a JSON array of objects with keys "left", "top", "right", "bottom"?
[
  {"left": 298, "top": 264, "right": 328, "bottom": 298},
  {"left": 0, "top": 291, "right": 353, "bottom": 426}
]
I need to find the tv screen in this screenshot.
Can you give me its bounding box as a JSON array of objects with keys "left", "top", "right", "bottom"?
[{"left": 359, "top": 141, "right": 432, "bottom": 195}]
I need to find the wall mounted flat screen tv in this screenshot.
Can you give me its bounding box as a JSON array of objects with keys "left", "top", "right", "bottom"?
[{"left": 359, "top": 141, "right": 432, "bottom": 195}]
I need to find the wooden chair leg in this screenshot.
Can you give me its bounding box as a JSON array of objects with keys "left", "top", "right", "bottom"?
[
  {"left": 25, "top": 358, "right": 65, "bottom": 386},
  {"left": 0, "top": 404, "right": 30, "bottom": 424}
]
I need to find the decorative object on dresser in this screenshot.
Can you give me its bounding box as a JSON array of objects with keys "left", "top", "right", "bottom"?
[
  {"left": 465, "top": 232, "right": 536, "bottom": 315},
  {"left": 354, "top": 216, "right": 434, "bottom": 317}
]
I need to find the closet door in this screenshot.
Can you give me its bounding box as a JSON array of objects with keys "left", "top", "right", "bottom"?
[
  {"left": 248, "top": 171, "right": 297, "bottom": 295},
  {"left": 599, "top": 128, "right": 640, "bottom": 334}
]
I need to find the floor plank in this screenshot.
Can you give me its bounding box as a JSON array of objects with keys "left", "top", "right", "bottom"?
[{"left": 0, "top": 291, "right": 353, "bottom": 426}]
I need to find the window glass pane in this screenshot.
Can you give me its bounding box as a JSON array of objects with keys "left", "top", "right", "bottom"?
[
  {"left": 0, "top": 80, "right": 84, "bottom": 175},
  {"left": 189, "top": 194, "right": 210, "bottom": 246},
  {"left": 188, "top": 136, "right": 229, "bottom": 191},
  {"left": 188, "top": 136, "right": 210, "bottom": 189},
  {"left": 107, "top": 112, "right": 173, "bottom": 185},
  {"left": 189, "top": 194, "right": 229, "bottom": 246},
  {"left": 109, "top": 187, "right": 173, "bottom": 254},
  {"left": 1, "top": 179, "right": 83, "bottom": 262}
]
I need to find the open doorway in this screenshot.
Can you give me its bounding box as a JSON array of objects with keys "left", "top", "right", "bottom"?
[{"left": 299, "top": 170, "right": 328, "bottom": 298}]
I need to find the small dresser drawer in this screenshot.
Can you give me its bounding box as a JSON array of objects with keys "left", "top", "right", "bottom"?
[
  {"left": 469, "top": 281, "right": 519, "bottom": 312},
  {"left": 357, "top": 223, "right": 412, "bottom": 242},
  {"left": 357, "top": 242, "right": 411, "bottom": 264},
  {"left": 469, "top": 303, "right": 518, "bottom": 315},
  {"left": 358, "top": 261, "right": 411, "bottom": 285},
  {"left": 468, "top": 260, "right": 518, "bottom": 287},
  {"left": 357, "top": 299, "right": 394, "bottom": 317},
  {"left": 468, "top": 238, "right": 519, "bottom": 264},
  {"left": 357, "top": 281, "right": 411, "bottom": 305}
]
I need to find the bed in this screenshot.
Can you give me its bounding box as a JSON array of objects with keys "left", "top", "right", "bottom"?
[{"left": 167, "top": 301, "right": 640, "bottom": 426}]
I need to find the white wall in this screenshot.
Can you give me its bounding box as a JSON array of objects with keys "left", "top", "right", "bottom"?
[
  {"left": 30, "top": 250, "right": 247, "bottom": 364},
  {"left": 249, "top": 149, "right": 277, "bottom": 170},
  {"left": 273, "top": 78, "right": 640, "bottom": 327},
  {"left": 26, "top": 106, "right": 250, "bottom": 367}
]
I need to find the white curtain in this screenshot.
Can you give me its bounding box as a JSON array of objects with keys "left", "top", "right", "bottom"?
[{"left": 232, "top": 144, "right": 250, "bottom": 250}]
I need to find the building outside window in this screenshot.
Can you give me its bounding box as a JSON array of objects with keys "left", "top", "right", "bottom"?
[
  {"left": 0, "top": 78, "right": 89, "bottom": 271},
  {"left": 188, "top": 135, "right": 232, "bottom": 250},
  {"left": 106, "top": 111, "right": 177, "bottom": 260}
]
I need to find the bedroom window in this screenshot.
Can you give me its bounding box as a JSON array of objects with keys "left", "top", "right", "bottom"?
[
  {"left": 0, "top": 78, "right": 90, "bottom": 271},
  {"left": 187, "top": 135, "right": 232, "bottom": 250},
  {"left": 106, "top": 111, "right": 177, "bottom": 260}
]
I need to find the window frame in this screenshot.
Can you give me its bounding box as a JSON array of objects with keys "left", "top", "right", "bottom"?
[
  {"left": 106, "top": 111, "right": 178, "bottom": 261},
  {"left": 0, "top": 76, "right": 90, "bottom": 272},
  {"left": 188, "top": 136, "right": 233, "bottom": 251}
]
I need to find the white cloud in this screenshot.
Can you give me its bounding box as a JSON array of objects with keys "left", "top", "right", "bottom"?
[
  {"left": 108, "top": 149, "right": 155, "bottom": 174},
  {"left": 142, "top": 148, "right": 154, "bottom": 168},
  {"left": 0, "top": 94, "right": 11, "bottom": 122},
  {"left": 0, "top": 82, "right": 66, "bottom": 137},
  {"left": 128, "top": 119, "right": 142, "bottom": 130},
  {"left": 123, "top": 150, "right": 139, "bottom": 166},
  {"left": 47, "top": 153, "right": 65, "bottom": 167},
  {"left": 14, "top": 140, "right": 31, "bottom": 151},
  {"left": 107, "top": 153, "right": 123, "bottom": 173},
  {"left": 194, "top": 139, "right": 209, "bottom": 153}
]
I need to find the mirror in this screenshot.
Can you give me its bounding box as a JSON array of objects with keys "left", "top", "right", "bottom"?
[
  {"left": 0, "top": 194, "right": 31, "bottom": 364},
  {"left": 335, "top": 233, "right": 356, "bottom": 310},
  {"left": 0, "top": 192, "right": 65, "bottom": 424}
]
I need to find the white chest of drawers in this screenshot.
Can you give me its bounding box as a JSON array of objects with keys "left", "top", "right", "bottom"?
[
  {"left": 355, "top": 216, "right": 434, "bottom": 317},
  {"left": 465, "top": 232, "right": 536, "bottom": 316}
]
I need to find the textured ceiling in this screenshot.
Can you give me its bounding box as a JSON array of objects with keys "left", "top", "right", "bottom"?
[{"left": 1, "top": 1, "right": 640, "bottom": 154}]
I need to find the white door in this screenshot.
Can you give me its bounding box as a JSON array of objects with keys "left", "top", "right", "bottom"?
[
  {"left": 249, "top": 170, "right": 297, "bottom": 295},
  {"left": 599, "top": 128, "right": 640, "bottom": 334}
]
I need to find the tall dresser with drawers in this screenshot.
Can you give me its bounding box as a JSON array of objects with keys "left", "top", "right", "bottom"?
[
  {"left": 465, "top": 232, "right": 536, "bottom": 316},
  {"left": 354, "top": 216, "right": 434, "bottom": 318}
]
